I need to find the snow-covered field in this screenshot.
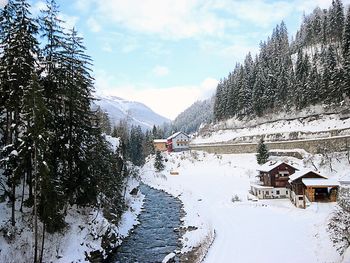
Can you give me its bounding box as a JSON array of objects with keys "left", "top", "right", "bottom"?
[{"left": 142, "top": 151, "right": 349, "bottom": 263}]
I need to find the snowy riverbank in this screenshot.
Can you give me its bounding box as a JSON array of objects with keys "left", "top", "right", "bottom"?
[
  {"left": 0, "top": 178, "right": 144, "bottom": 263},
  {"left": 142, "top": 150, "right": 349, "bottom": 263}
]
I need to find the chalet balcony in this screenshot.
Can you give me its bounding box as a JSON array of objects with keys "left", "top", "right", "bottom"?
[{"left": 251, "top": 179, "right": 264, "bottom": 186}]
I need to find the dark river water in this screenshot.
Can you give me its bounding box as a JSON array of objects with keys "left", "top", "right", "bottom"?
[{"left": 111, "top": 184, "right": 182, "bottom": 263}]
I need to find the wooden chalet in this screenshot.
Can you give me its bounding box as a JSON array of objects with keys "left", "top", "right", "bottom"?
[
  {"left": 153, "top": 139, "right": 167, "bottom": 152},
  {"left": 257, "top": 161, "right": 299, "bottom": 187},
  {"left": 288, "top": 170, "right": 339, "bottom": 208},
  {"left": 251, "top": 161, "right": 298, "bottom": 199}
]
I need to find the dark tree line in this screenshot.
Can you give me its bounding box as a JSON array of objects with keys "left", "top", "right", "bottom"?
[
  {"left": 214, "top": 0, "right": 350, "bottom": 121},
  {"left": 0, "top": 0, "right": 127, "bottom": 260},
  {"left": 112, "top": 121, "right": 166, "bottom": 166},
  {"left": 172, "top": 97, "right": 214, "bottom": 135}
]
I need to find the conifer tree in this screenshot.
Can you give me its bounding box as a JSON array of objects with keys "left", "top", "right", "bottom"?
[
  {"left": 256, "top": 138, "right": 269, "bottom": 165},
  {"left": 252, "top": 63, "right": 268, "bottom": 116},
  {"left": 154, "top": 151, "right": 165, "bottom": 172},
  {"left": 343, "top": 6, "right": 350, "bottom": 97},
  {"left": 0, "top": 0, "right": 40, "bottom": 226}
]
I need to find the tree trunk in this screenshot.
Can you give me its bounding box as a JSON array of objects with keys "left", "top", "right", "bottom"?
[
  {"left": 11, "top": 182, "right": 15, "bottom": 226},
  {"left": 20, "top": 173, "right": 25, "bottom": 212},
  {"left": 34, "top": 145, "right": 38, "bottom": 263},
  {"left": 39, "top": 223, "right": 45, "bottom": 263}
]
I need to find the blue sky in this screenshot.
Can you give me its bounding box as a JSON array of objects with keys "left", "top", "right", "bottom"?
[{"left": 3, "top": 0, "right": 350, "bottom": 119}]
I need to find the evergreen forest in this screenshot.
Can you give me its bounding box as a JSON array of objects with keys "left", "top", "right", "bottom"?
[
  {"left": 0, "top": 0, "right": 128, "bottom": 260},
  {"left": 214, "top": 0, "right": 350, "bottom": 121}
]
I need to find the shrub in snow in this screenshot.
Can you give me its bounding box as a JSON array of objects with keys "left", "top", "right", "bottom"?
[
  {"left": 328, "top": 207, "right": 350, "bottom": 254},
  {"left": 328, "top": 187, "right": 350, "bottom": 254},
  {"left": 191, "top": 151, "right": 199, "bottom": 161},
  {"left": 231, "top": 194, "right": 241, "bottom": 202}
]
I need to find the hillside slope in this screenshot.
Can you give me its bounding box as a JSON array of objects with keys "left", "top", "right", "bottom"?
[
  {"left": 94, "top": 95, "right": 170, "bottom": 130},
  {"left": 193, "top": 104, "right": 350, "bottom": 144},
  {"left": 172, "top": 97, "right": 214, "bottom": 135}
]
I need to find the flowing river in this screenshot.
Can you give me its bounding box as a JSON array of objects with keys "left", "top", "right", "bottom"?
[{"left": 110, "top": 184, "right": 182, "bottom": 263}]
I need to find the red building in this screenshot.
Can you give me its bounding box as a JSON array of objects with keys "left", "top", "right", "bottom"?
[{"left": 166, "top": 132, "right": 190, "bottom": 152}]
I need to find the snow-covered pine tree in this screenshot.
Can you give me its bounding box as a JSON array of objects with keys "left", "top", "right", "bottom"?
[
  {"left": 213, "top": 80, "right": 225, "bottom": 121},
  {"left": 154, "top": 151, "right": 165, "bottom": 172},
  {"left": 0, "top": 0, "right": 39, "bottom": 227},
  {"left": 306, "top": 59, "right": 321, "bottom": 105},
  {"left": 322, "top": 45, "right": 338, "bottom": 103},
  {"left": 256, "top": 138, "right": 269, "bottom": 164},
  {"left": 20, "top": 73, "right": 51, "bottom": 259},
  {"left": 242, "top": 53, "right": 254, "bottom": 114},
  {"left": 252, "top": 62, "right": 268, "bottom": 116},
  {"left": 328, "top": 0, "right": 345, "bottom": 58},
  {"left": 295, "top": 49, "right": 311, "bottom": 108},
  {"left": 342, "top": 6, "right": 350, "bottom": 98},
  {"left": 38, "top": 0, "right": 69, "bottom": 226},
  {"left": 128, "top": 125, "right": 145, "bottom": 166},
  {"left": 143, "top": 130, "right": 155, "bottom": 157},
  {"left": 95, "top": 106, "right": 112, "bottom": 135},
  {"left": 60, "top": 27, "right": 95, "bottom": 204}
]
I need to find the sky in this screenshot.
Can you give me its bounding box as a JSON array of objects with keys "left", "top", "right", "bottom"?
[{"left": 2, "top": 0, "right": 350, "bottom": 120}]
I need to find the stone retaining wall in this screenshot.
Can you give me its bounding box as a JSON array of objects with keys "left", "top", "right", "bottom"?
[{"left": 190, "top": 136, "right": 350, "bottom": 154}]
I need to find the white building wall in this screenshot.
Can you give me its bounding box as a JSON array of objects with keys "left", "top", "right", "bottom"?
[
  {"left": 172, "top": 133, "right": 190, "bottom": 151},
  {"left": 251, "top": 186, "right": 289, "bottom": 199},
  {"left": 290, "top": 191, "right": 305, "bottom": 208}
]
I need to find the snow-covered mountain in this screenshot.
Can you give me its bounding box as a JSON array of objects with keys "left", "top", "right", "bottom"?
[{"left": 93, "top": 95, "right": 170, "bottom": 130}]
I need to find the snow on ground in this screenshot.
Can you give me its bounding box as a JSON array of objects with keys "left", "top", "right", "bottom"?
[
  {"left": 193, "top": 110, "right": 350, "bottom": 144},
  {"left": 0, "top": 178, "right": 144, "bottom": 263},
  {"left": 104, "top": 134, "right": 120, "bottom": 152},
  {"left": 142, "top": 151, "right": 349, "bottom": 263}
]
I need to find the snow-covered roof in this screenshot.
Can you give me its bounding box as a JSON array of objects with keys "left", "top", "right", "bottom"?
[
  {"left": 289, "top": 169, "right": 328, "bottom": 182},
  {"left": 257, "top": 161, "right": 298, "bottom": 173},
  {"left": 167, "top": 131, "right": 189, "bottom": 140},
  {"left": 339, "top": 176, "right": 350, "bottom": 184},
  {"left": 250, "top": 184, "right": 274, "bottom": 189},
  {"left": 302, "top": 178, "right": 339, "bottom": 187},
  {"left": 154, "top": 139, "right": 167, "bottom": 143}
]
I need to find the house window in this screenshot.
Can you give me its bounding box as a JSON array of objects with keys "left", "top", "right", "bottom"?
[
  {"left": 276, "top": 190, "right": 280, "bottom": 195},
  {"left": 286, "top": 191, "right": 288, "bottom": 194},
  {"left": 279, "top": 171, "right": 289, "bottom": 177},
  {"left": 258, "top": 190, "right": 261, "bottom": 194},
  {"left": 298, "top": 196, "right": 303, "bottom": 200},
  {"left": 266, "top": 191, "right": 269, "bottom": 195}
]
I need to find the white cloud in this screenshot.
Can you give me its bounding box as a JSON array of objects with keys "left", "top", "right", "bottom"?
[
  {"left": 58, "top": 13, "right": 79, "bottom": 32},
  {"left": 85, "top": 0, "right": 305, "bottom": 39},
  {"left": 0, "top": 0, "right": 7, "bottom": 8},
  {"left": 75, "top": 0, "right": 93, "bottom": 12},
  {"left": 198, "top": 78, "right": 218, "bottom": 100},
  {"left": 87, "top": 17, "right": 101, "bottom": 33},
  {"left": 30, "top": 1, "right": 46, "bottom": 16},
  {"left": 237, "top": 1, "right": 293, "bottom": 28},
  {"left": 95, "top": 73, "right": 218, "bottom": 120},
  {"left": 73, "top": 0, "right": 350, "bottom": 41},
  {"left": 92, "top": 0, "right": 230, "bottom": 39},
  {"left": 102, "top": 42, "right": 112, "bottom": 53},
  {"left": 152, "top": 65, "right": 169, "bottom": 77}
]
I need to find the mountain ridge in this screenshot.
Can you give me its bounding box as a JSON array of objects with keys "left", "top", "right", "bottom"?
[{"left": 93, "top": 94, "right": 170, "bottom": 130}]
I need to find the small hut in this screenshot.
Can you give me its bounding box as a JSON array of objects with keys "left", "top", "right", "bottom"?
[{"left": 288, "top": 170, "right": 339, "bottom": 208}]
